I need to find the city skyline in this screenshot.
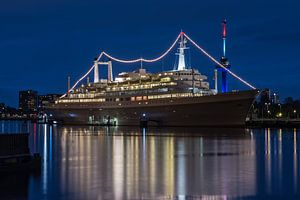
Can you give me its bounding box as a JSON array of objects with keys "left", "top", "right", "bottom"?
[{"left": 1, "top": 0, "right": 300, "bottom": 107}]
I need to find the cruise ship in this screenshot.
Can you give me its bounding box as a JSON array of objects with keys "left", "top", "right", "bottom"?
[{"left": 47, "top": 31, "right": 260, "bottom": 127}]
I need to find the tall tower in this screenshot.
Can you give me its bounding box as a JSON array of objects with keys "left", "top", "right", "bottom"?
[
  {"left": 176, "top": 33, "right": 188, "bottom": 71},
  {"left": 218, "top": 20, "right": 230, "bottom": 93}
]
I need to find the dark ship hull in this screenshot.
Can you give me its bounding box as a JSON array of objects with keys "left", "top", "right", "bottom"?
[{"left": 47, "top": 90, "right": 259, "bottom": 127}]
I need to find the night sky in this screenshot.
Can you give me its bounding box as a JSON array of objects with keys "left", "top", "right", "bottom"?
[{"left": 1, "top": 0, "right": 299, "bottom": 107}]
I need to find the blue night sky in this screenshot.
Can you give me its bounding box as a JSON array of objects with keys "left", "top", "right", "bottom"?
[{"left": 0, "top": 0, "right": 299, "bottom": 107}]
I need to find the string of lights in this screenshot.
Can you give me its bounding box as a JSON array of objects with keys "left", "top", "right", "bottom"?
[
  {"left": 60, "top": 52, "right": 104, "bottom": 98},
  {"left": 142, "top": 33, "right": 182, "bottom": 62},
  {"left": 102, "top": 52, "right": 141, "bottom": 63},
  {"left": 183, "top": 33, "right": 256, "bottom": 90},
  {"left": 61, "top": 32, "right": 256, "bottom": 98},
  {"left": 61, "top": 34, "right": 181, "bottom": 98},
  {"left": 100, "top": 33, "right": 181, "bottom": 63}
]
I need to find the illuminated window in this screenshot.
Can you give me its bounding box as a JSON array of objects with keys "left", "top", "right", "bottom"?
[
  {"left": 161, "top": 77, "right": 171, "bottom": 82},
  {"left": 136, "top": 96, "right": 143, "bottom": 101}
]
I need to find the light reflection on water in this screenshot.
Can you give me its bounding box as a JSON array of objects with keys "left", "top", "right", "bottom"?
[{"left": 1, "top": 121, "right": 300, "bottom": 199}]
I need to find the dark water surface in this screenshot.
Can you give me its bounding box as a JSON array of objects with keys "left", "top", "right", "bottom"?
[{"left": 1, "top": 121, "right": 300, "bottom": 199}]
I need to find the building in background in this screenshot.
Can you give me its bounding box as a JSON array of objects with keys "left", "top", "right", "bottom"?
[
  {"left": 0, "top": 102, "right": 20, "bottom": 117},
  {"left": 38, "top": 94, "right": 61, "bottom": 112},
  {"left": 259, "top": 89, "right": 270, "bottom": 105},
  {"left": 19, "top": 90, "right": 38, "bottom": 114},
  {"left": 270, "top": 93, "right": 280, "bottom": 104},
  {"left": 0, "top": 103, "right": 5, "bottom": 115}
]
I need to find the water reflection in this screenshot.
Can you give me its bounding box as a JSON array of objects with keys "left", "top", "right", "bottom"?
[
  {"left": 1, "top": 121, "right": 300, "bottom": 199},
  {"left": 35, "top": 126, "right": 260, "bottom": 199}
]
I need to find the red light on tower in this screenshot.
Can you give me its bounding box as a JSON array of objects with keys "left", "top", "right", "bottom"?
[{"left": 222, "top": 19, "right": 227, "bottom": 38}]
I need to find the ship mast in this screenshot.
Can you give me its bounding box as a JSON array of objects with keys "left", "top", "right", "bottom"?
[{"left": 176, "top": 33, "right": 188, "bottom": 71}]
